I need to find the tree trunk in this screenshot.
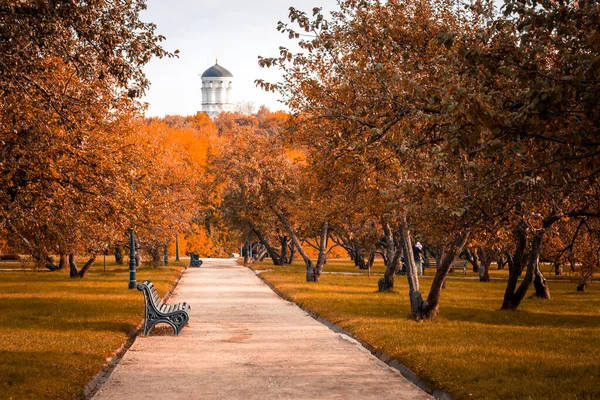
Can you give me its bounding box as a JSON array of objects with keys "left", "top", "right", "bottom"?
[
  {"left": 255, "top": 245, "right": 268, "bottom": 261},
  {"left": 353, "top": 249, "right": 361, "bottom": 267},
  {"left": 554, "top": 262, "right": 563, "bottom": 275},
  {"left": 356, "top": 251, "right": 366, "bottom": 269},
  {"left": 397, "top": 219, "right": 424, "bottom": 316},
  {"left": 377, "top": 222, "right": 400, "bottom": 292},
  {"left": 114, "top": 244, "right": 124, "bottom": 264},
  {"left": 278, "top": 235, "right": 288, "bottom": 265},
  {"left": 243, "top": 231, "right": 251, "bottom": 264},
  {"left": 294, "top": 235, "right": 314, "bottom": 281},
  {"left": 68, "top": 254, "right": 97, "bottom": 278},
  {"left": 502, "top": 215, "right": 560, "bottom": 310},
  {"left": 415, "top": 231, "right": 470, "bottom": 320},
  {"left": 135, "top": 251, "right": 141, "bottom": 268},
  {"left": 501, "top": 224, "right": 551, "bottom": 309},
  {"left": 477, "top": 247, "right": 492, "bottom": 282},
  {"left": 287, "top": 240, "right": 295, "bottom": 264},
  {"left": 435, "top": 251, "right": 445, "bottom": 288},
  {"left": 163, "top": 245, "right": 169, "bottom": 266},
  {"left": 277, "top": 212, "right": 314, "bottom": 281},
  {"left": 533, "top": 261, "right": 551, "bottom": 299},
  {"left": 577, "top": 278, "right": 590, "bottom": 291},
  {"left": 501, "top": 223, "right": 527, "bottom": 310},
  {"left": 496, "top": 253, "right": 507, "bottom": 270},
  {"left": 347, "top": 241, "right": 358, "bottom": 266},
  {"left": 253, "top": 227, "right": 282, "bottom": 265},
  {"left": 150, "top": 246, "right": 161, "bottom": 265},
  {"left": 69, "top": 254, "right": 78, "bottom": 278},
  {"left": 313, "top": 222, "right": 329, "bottom": 281},
  {"left": 473, "top": 252, "right": 479, "bottom": 273},
  {"left": 378, "top": 250, "right": 401, "bottom": 292},
  {"left": 45, "top": 255, "right": 60, "bottom": 271},
  {"left": 464, "top": 248, "right": 480, "bottom": 273},
  {"left": 367, "top": 251, "right": 375, "bottom": 270},
  {"left": 59, "top": 254, "right": 68, "bottom": 270},
  {"left": 77, "top": 255, "right": 96, "bottom": 278},
  {"left": 243, "top": 242, "right": 250, "bottom": 264},
  {"left": 344, "top": 238, "right": 371, "bottom": 270}
]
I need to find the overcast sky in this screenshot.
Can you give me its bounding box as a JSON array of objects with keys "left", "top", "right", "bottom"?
[{"left": 140, "top": 0, "right": 339, "bottom": 117}]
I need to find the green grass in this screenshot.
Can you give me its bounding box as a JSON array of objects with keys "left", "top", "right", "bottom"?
[
  {"left": 255, "top": 259, "right": 600, "bottom": 400},
  {"left": 0, "top": 257, "right": 184, "bottom": 399}
]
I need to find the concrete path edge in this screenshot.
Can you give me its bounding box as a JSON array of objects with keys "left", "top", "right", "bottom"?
[{"left": 251, "top": 267, "right": 454, "bottom": 400}]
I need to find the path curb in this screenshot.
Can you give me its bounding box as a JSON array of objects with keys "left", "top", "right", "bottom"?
[
  {"left": 84, "top": 266, "right": 189, "bottom": 399},
  {"left": 251, "top": 267, "right": 454, "bottom": 400}
]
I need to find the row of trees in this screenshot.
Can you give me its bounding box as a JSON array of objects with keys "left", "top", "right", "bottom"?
[
  {"left": 214, "top": 0, "right": 599, "bottom": 320},
  {"left": 0, "top": 1, "right": 225, "bottom": 276},
  {"left": 2, "top": 0, "right": 598, "bottom": 313}
]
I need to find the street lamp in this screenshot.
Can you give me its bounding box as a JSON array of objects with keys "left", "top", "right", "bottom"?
[
  {"left": 128, "top": 176, "right": 136, "bottom": 289},
  {"left": 128, "top": 228, "right": 136, "bottom": 289}
]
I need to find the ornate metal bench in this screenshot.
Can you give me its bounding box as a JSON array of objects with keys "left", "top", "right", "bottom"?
[
  {"left": 137, "top": 280, "right": 191, "bottom": 336},
  {"left": 450, "top": 259, "right": 469, "bottom": 276},
  {"left": 422, "top": 258, "right": 469, "bottom": 276},
  {"left": 189, "top": 252, "right": 203, "bottom": 267}
]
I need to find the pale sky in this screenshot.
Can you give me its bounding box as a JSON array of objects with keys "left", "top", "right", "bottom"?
[{"left": 141, "top": 0, "right": 339, "bottom": 117}]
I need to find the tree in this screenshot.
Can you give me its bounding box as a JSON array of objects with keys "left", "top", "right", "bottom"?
[
  {"left": 0, "top": 0, "right": 176, "bottom": 272},
  {"left": 259, "top": 0, "right": 477, "bottom": 318},
  {"left": 212, "top": 109, "right": 343, "bottom": 281},
  {"left": 260, "top": 0, "right": 600, "bottom": 317},
  {"left": 445, "top": 0, "right": 600, "bottom": 308}
]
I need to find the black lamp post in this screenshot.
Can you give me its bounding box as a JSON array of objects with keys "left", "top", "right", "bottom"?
[
  {"left": 128, "top": 228, "right": 136, "bottom": 289},
  {"left": 128, "top": 176, "right": 136, "bottom": 289}
]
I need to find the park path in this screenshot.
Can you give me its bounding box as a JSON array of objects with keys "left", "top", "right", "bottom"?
[{"left": 93, "top": 259, "right": 430, "bottom": 400}]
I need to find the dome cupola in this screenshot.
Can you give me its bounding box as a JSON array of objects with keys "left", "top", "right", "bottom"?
[
  {"left": 201, "top": 62, "right": 233, "bottom": 78},
  {"left": 200, "top": 59, "right": 234, "bottom": 117}
]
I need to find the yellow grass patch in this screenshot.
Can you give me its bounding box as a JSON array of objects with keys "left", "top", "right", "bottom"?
[
  {"left": 0, "top": 258, "right": 184, "bottom": 399},
  {"left": 257, "top": 260, "right": 600, "bottom": 399}
]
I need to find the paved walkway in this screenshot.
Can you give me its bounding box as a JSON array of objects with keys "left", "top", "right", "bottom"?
[{"left": 93, "top": 259, "right": 430, "bottom": 400}]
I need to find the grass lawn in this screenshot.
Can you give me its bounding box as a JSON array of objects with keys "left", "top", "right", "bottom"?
[
  {"left": 250, "top": 258, "right": 586, "bottom": 282},
  {"left": 253, "top": 259, "right": 600, "bottom": 400},
  {"left": 0, "top": 257, "right": 185, "bottom": 399}
]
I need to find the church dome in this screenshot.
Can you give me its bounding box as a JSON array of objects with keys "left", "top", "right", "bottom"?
[{"left": 201, "top": 62, "right": 233, "bottom": 78}]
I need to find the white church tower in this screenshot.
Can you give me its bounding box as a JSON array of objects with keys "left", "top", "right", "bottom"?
[{"left": 200, "top": 60, "right": 234, "bottom": 116}]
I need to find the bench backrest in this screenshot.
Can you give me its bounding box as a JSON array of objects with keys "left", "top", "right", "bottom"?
[{"left": 137, "top": 280, "right": 164, "bottom": 310}]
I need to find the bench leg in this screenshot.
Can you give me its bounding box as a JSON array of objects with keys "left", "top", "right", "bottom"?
[
  {"left": 143, "top": 319, "right": 181, "bottom": 336},
  {"left": 169, "top": 312, "right": 189, "bottom": 336},
  {"left": 142, "top": 312, "right": 189, "bottom": 336},
  {"left": 142, "top": 320, "right": 151, "bottom": 336}
]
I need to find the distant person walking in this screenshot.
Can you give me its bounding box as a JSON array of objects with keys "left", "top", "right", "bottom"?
[{"left": 414, "top": 242, "right": 424, "bottom": 276}]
